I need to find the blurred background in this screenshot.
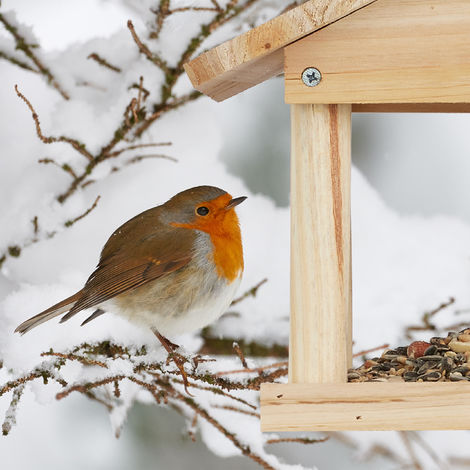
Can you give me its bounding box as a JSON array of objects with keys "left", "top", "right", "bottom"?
[{"left": 2, "top": 1, "right": 470, "bottom": 469}]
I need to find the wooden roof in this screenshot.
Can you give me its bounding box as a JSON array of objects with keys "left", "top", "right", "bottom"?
[{"left": 183, "top": 0, "right": 377, "bottom": 102}]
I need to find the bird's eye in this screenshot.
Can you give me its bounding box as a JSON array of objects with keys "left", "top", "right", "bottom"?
[{"left": 196, "top": 206, "right": 209, "bottom": 216}]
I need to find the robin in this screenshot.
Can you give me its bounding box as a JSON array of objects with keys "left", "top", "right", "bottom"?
[{"left": 15, "top": 186, "right": 246, "bottom": 385}]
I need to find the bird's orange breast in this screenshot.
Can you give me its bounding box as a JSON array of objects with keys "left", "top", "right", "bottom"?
[
  {"left": 208, "top": 219, "right": 243, "bottom": 282},
  {"left": 171, "top": 194, "right": 243, "bottom": 282}
]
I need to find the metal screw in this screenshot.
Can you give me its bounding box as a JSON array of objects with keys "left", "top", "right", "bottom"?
[{"left": 301, "top": 67, "right": 322, "bottom": 87}]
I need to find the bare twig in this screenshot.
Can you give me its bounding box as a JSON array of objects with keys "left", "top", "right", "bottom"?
[
  {"left": 168, "top": 386, "right": 276, "bottom": 470},
  {"left": 127, "top": 20, "right": 170, "bottom": 74},
  {"left": 231, "top": 278, "right": 268, "bottom": 306},
  {"left": 232, "top": 342, "right": 248, "bottom": 368},
  {"left": 64, "top": 195, "right": 100, "bottom": 227},
  {"left": 212, "top": 404, "right": 260, "bottom": 418},
  {"left": 15, "top": 86, "right": 93, "bottom": 161},
  {"left": 215, "top": 361, "right": 288, "bottom": 377},
  {"left": 87, "top": 53, "right": 121, "bottom": 73},
  {"left": 266, "top": 436, "right": 329, "bottom": 445},
  {"left": 399, "top": 431, "right": 423, "bottom": 470},
  {"left": 38, "top": 158, "right": 79, "bottom": 179},
  {"left": 0, "top": 50, "right": 37, "bottom": 72},
  {"left": 353, "top": 343, "right": 390, "bottom": 358},
  {"left": 405, "top": 297, "right": 456, "bottom": 339}
]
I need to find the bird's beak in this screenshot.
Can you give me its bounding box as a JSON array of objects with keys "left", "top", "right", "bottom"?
[{"left": 226, "top": 196, "right": 247, "bottom": 210}]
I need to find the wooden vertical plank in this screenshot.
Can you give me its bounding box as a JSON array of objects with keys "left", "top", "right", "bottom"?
[{"left": 289, "top": 104, "right": 352, "bottom": 384}]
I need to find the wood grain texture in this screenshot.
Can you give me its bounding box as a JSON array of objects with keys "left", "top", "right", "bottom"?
[
  {"left": 285, "top": 0, "right": 470, "bottom": 104},
  {"left": 184, "top": 0, "right": 378, "bottom": 102},
  {"left": 260, "top": 382, "right": 470, "bottom": 431},
  {"left": 352, "top": 103, "right": 470, "bottom": 113},
  {"left": 289, "top": 104, "right": 352, "bottom": 384}
]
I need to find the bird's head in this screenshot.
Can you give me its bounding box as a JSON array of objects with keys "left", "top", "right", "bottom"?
[{"left": 163, "top": 186, "right": 246, "bottom": 236}]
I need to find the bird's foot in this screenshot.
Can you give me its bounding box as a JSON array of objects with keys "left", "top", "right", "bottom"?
[{"left": 152, "top": 329, "right": 192, "bottom": 396}]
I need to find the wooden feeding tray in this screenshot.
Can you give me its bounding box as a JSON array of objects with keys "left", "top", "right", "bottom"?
[{"left": 184, "top": 0, "right": 470, "bottom": 431}]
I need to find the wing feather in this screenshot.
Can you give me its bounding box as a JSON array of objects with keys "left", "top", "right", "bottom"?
[{"left": 59, "top": 226, "right": 195, "bottom": 322}]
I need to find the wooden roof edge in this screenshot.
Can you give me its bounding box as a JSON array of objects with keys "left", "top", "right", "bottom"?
[{"left": 184, "top": 0, "right": 378, "bottom": 102}]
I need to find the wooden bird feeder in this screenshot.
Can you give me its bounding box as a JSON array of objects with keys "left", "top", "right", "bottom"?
[{"left": 184, "top": 0, "right": 470, "bottom": 431}]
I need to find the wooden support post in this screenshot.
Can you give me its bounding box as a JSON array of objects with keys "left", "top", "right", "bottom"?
[{"left": 289, "top": 103, "right": 352, "bottom": 384}]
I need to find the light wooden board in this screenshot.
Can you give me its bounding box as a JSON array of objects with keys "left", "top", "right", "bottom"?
[
  {"left": 289, "top": 104, "right": 352, "bottom": 384},
  {"left": 261, "top": 382, "right": 470, "bottom": 431},
  {"left": 352, "top": 103, "right": 470, "bottom": 113},
  {"left": 285, "top": 0, "right": 470, "bottom": 104},
  {"left": 184, "top": 0, "right": 378, "bottom": 102}
]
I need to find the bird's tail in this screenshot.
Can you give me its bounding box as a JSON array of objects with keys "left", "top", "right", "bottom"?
[{"left": 15, "top": 290, "right": 83, "bottom": 335}]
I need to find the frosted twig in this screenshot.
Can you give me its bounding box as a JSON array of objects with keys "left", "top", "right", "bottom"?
[
  {"left": 127, "top": 20, "right": 170, "bottom": 74},
  {"left": 0, "top": 13, "right": 69, "bottom": 99},
  {"left": 232, "top": 342, "right": 248, "bottom": 368},
  {"left": 166, "top": 386, "right": 276, "bottom": 470},
  {"left": 0, "top": 50, "right": 37, "bottom": 72},
  {"left": 168, "top": 376, "right": 257, "bottom": 410},
  {"left": 2, "top": 384, "right": 24, "bottom": 435},
  {"left": 41, "top": 350, "right": 107, "bottom": 368}
]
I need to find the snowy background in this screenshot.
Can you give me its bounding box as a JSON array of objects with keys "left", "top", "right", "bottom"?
[{"left": 2, "top": 1, "right": 470, "bottom": 469}]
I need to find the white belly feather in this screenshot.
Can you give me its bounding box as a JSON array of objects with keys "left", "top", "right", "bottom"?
[{"left": 103, "top": 232, "right": 242, "bottom": 337}]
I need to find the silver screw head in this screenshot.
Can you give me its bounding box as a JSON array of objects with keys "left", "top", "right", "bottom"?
[{"left": 301, "top": 67, "right": 322, "bottom": 87}]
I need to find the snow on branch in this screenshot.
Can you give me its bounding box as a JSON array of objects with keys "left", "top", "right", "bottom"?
[
  {"left": 0, "top": 340, "right": 304, "bottom": 469},
  {"left": 0, "top": 11, "right": 69, "bottom": 99}
]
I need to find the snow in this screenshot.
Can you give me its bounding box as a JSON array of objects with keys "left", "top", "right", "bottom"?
[{"left": 2, "top": 1, "right": 470, "bottom": 469}]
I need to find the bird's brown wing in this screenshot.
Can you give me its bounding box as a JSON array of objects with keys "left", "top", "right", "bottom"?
[{"left": 60, "top": 224, "right": 195, "bottom": 322}]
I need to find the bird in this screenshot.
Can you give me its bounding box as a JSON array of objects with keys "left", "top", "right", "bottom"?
[{"left": 15, "top": 186, "right": 246, "bottom": 366}]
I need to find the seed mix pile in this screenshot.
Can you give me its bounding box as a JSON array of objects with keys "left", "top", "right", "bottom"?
[{"left": 348, "top": 328, "right": 470, "bottom": 383}]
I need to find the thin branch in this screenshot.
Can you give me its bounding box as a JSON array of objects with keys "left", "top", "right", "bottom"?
[
  {"left": 38, "top": 158, "right": 79, "bottom": 179},
  {"left": 121, "top": 153, "right": 177, "bottom": 166},
  {"left": 64, "top": 195, "right": 101, "bottom": 228},
  {"left": 231, "top": 278, "right": 267, "bottom": 306},
  {"left": 399, "top": 431, "right": 423, "bottom": 470},
  {"left": 212, "top": 404, "right": 260, "bottom": 418},
  {"left": 210, "top": 0, "right": 223, "bottom": 11},
  {"left": 41, "top": 350, "right": 107, "bottom": 368},
  {"left": 0, "top": 50, "right": 37, "bottom": 72},
  {"left": 266, "top": 436, "right": 329, "bottom": 445},
  {"left": 170, "top": 7, "right": 219, "bottom": 13},
  {"left": 2, "top": 384, "right": 24, "bottom": 435},
  {"left": 168, "top": 387, "right": 276, "bottom": 470},
  {"left": 232, "top": 342, "right": 248, "bottom": 368},
  {"left": 0, "top": 13, "right": 69, "bottom": 99},
  {"left": 405, "top": 297, "right": 455, "bottom": 339},
  {"left": 127, "top": 20, "right": 170, "bottom": 74},
  {"left": 106, "top": 142, "right": 172, "bottom": 159},
  {"left": 353, "top": 343, "right": 390, "bottom": 358},
  {"left": 87, "top": 53, "right": 121, "bottom": 73},
  {"left": 15, "top": 86, "right": 93, "bottom": 161}
]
